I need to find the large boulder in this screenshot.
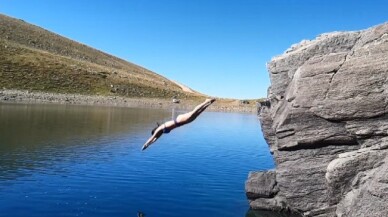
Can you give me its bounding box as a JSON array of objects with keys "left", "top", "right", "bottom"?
[{"left": 247, "top": 23, "right": 388, "bottom": 216}]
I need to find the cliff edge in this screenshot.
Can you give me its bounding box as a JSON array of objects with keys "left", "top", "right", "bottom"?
[{"left": 246, "top": 23, "right": 388, "bottom": 216}]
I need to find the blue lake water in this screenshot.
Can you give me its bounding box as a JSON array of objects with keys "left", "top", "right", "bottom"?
[{"left": 0, "top": 103, "right": 275, "bottom": 217}]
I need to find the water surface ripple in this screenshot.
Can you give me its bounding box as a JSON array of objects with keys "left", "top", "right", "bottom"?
[{"left": 0, "top": 103, "right": 275, "bottom": 217}]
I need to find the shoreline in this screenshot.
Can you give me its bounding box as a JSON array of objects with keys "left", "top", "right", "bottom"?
[{"left": 0, "top": 89, "right": 257, "bottom": 113}]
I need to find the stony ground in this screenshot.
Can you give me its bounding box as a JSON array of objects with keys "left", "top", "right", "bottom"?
[{"left": 0, "top": 89, "right": 258, "bottom": 113}]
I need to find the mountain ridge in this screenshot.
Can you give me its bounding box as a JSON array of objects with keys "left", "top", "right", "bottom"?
[{"left": 0, "top": 13, "right": 203, "bottom": 99}]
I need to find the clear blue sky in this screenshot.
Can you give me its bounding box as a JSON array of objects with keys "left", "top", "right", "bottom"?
[{"left": 1, "top": 0, "right": 388, "bottom": 99}]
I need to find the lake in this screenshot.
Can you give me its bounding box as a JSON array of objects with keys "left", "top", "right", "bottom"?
[{"left": 0, "top": 103, "right": 275, "bottom": 217}]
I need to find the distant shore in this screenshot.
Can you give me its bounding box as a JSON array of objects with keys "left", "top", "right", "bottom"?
[{"left": 0, "top": 89, "right": 257, "bottom": 113}]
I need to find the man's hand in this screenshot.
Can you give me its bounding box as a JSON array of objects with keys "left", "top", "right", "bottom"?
[{"left": 141, "top": 144, "right": 148, "bottom": 151}]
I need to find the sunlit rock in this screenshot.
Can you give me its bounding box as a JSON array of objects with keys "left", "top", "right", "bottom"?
[{"left": 248, "top": 22, "right": 388, "bottom": 216}]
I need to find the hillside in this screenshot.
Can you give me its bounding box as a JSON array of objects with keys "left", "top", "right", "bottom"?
[{"left": 0, "top": 14, "right": 203, "bottom": 100}]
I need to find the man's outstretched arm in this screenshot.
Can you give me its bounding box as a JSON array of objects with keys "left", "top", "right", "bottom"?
[{"left": 142, "top": 129, "right": 161, "bottom": 151}]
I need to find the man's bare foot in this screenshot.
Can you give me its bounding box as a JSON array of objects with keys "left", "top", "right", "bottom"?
[{"left": 206, "top": 98, "right": 216, "bottom": 104}]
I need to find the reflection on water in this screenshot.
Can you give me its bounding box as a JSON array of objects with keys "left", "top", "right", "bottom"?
[
  {"left": 0, "top": 103, "right": 276, "bottom": 217},
  {"left": 0, "top": 103, "right": 167, "bottom": 147},
  {"left": 0, "top": 103, "right": 168, "bottom": 181}
]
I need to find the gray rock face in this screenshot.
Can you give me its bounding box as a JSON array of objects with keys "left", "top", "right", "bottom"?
[
  {"left": 247, "top": 23, "right": 388, "bottom": 216},
  {"left": 246, "top": 171, "right": 278, "bottom": 199}
]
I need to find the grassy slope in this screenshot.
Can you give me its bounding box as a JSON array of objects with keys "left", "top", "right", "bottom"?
[{"left": 0, "top": 14, "right": 204, "bottom": 100}]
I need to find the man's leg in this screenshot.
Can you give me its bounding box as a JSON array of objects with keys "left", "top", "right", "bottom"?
[{"left": 177, "top": 99, "right": 215, "bottom": 123}]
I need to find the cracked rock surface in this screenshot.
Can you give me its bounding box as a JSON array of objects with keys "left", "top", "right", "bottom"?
[{"left": 246, "top": 23, "right": 388, "bottom": 216}]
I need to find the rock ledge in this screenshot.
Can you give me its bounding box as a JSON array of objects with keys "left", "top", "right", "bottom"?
[{"left": 247, "top": 23, "right": 388, "bottom": 216}]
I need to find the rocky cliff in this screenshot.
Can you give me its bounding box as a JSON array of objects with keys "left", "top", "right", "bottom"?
[{"left": 246, "top": 23, "right": 388, "bottom": 216}]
